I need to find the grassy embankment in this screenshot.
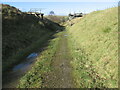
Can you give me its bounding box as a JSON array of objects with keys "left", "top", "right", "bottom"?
[
  {"left": 67, "top": 7, "right": 118, "bottom": 88},
  {"left": 2, "top": 4, "right": 62, "bottom": 72},
  {"left": 45, "top": 15, "right": 68, "bottom": 25}
]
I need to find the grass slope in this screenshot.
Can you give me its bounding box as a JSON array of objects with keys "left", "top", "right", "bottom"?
[
  {"left": 45, "top": 15, "right": 68, "bottom": 25},
  {"left": 67, "top": 7, "right": 118, "bottom": 88},
  {"left": 2, "top": 4, "right": 61, "bottom": 71}
]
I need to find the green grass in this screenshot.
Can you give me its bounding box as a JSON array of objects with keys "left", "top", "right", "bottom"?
[
  {"left": 18, "top": 32, "right": 61, "bottom": 88},
  {"left": 3, "top": 32, "right": 53, "bottom": 71},
  {"left": 67, "top": 7, "right": 118, "bottom": 88}
]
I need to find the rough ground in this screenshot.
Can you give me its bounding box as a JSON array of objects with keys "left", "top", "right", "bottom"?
[{"left": 42, "top": 31, "right": 75, "bottom": 88}]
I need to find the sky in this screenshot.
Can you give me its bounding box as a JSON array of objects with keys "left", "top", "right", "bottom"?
[{"left": 1, "top": 0, "right": 119, "bottom": 16}]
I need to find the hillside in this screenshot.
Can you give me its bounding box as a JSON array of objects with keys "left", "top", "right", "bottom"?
[
  {"left": 67, "top": 7, "right": 118, "bottom": 88},
  {"left": 2, "top": 4, "right": 62, "bottom": 72},
  {"left": 45, "top": 15, "right": 68, "bottom": 24}
]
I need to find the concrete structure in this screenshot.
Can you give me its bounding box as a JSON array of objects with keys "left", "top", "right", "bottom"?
[{"left": 68, "top": 13, "right": 83, "bottom": 20}]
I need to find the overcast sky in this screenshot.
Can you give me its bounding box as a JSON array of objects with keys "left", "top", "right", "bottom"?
[{"left": 1, "top": 0, "right": 119, "bottom": 16}]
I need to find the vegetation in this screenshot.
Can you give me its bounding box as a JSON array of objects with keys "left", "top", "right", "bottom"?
[
  {"left": 18, "top": 32, "right": 61, "bottom": 88},
  {"left": 3, "top": 4, "right": 118, "bottom": 88},
  {"left": 45, "top": 15, "right": 68, "bottom": 24},
  {"left": 18, "top": 7, "right": 118, "bottom": 88},
  {"left": 2, "top": 4, "right": 61, "bottom": 72},
  {"left": 67, "top": 7, "right": 118, "bottom": 88}
]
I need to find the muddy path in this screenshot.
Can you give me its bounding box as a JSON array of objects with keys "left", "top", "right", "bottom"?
[{"left": 43, "top": 31, "right": 75, "bottom": 88}]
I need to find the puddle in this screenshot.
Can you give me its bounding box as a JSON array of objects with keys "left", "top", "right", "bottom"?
[
  {"left": 13, "top": 53, "right": 38, "bottom": 71},
  {"left": 64, "top": 34, "right": 68, "bottom": 37},
  {"left": 26, "top": 53, "right": 38, "bottom": 59},
  {"left": 3, "top": 52, "right": 38, "bottom": 88}
]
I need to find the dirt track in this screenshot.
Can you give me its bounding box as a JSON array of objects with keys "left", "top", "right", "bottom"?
[{"left": 42, "top": 31, "right": 75, "bottom": 88}]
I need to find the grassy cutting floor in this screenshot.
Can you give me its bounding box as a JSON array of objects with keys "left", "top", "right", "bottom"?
[
  {"left": 42, "top": 31, "right": 75, "bottom": 88},
  {"left": 18, "top": 30, "right": 75, "bottom": 88}
]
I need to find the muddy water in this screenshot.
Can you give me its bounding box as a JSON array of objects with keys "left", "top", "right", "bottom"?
[{"left": 3, "top": 53, "right": 38, "bottom": 88}]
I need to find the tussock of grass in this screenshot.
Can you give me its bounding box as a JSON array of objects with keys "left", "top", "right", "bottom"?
[
  {"left": 18, "top": 33, "right": 61, "bottom": 88},
  {"left": 67, "top": 7, "right": 118, "bottom": 88}
]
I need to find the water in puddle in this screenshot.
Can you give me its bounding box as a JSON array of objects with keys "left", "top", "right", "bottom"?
[
  {"left": 13, "top": 53, "right": 38, "bottom": 71},
  {"left": 64, "top": 34, "right": 68, "bottom": 37},
  {"left": 26, "top": 53, "right": 38, "bottom": 59},
  {"left": 3, "top": 53, "right": 38, "bottom": 88}
]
